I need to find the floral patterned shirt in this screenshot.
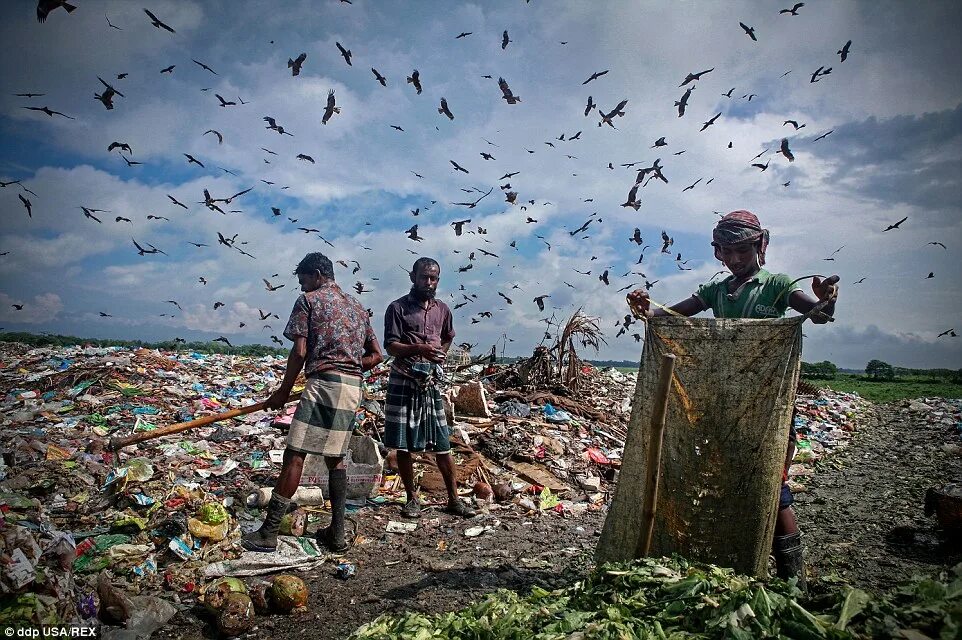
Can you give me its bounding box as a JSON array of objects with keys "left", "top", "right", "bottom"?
[{"left": 283, "top": 282, "right": 380, "bottom": 377}]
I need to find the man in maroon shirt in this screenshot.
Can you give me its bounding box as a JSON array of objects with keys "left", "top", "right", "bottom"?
[
  {"left": 243, "top": 252, "right": 382, "bottom": 552},
  {"left": 383, "top": 258, "right": 475, "bottom": 519}
]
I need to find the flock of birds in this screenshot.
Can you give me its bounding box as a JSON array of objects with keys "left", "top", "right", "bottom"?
[{"left": 2, "top": 1, "right": 957, "bottom": 348}]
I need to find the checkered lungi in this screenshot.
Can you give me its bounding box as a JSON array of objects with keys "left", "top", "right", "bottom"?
[
  {"left": 383, "top": 372, "right": 451, "bottom": 453},
  {"left": 286, "top": 372, "right": 362, "bottom": 457}
]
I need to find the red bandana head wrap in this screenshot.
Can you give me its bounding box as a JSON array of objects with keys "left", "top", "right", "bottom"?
[{"left": 711, "top": 210, "right": 770, "bottom": 266}]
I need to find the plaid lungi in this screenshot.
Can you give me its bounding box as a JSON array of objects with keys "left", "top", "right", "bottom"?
[
  {"left": 383, "top": 372, "right": 451, "bottom": 453},
  {"left": 286, "top": 372, "right": 362, "bottom": 457}
]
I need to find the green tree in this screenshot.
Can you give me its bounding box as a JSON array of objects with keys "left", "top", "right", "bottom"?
[{"left": 865, "top": 359, "right": 895, "bottom": 381}]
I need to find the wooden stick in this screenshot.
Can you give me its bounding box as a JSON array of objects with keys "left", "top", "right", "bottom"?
[
  {"left": 108, "top": 392, "right": 301, "bottom": 451},
  {"left": 636, "top": 353, "right": 676, "bottom": 558}
]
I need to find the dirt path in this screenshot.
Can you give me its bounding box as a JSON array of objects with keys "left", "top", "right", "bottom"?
[{"left": 796, "top": 400, "right": 962, "bottom": 592}]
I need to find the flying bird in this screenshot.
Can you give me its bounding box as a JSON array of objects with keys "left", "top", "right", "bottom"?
[
  {"left": 288, "top": 53, "right": 307, "bottom": 76},
  {"left": 213, "top": 336, "right": 233, "bottom": 347},
  {"left": 498, "top": 78, "right": 521, "bottom": 104},
  {"left": 37, "top": 0, "right": 76, "bottom": 23},
  {"left": 599, "top": 99, "right": 628, "bottom": 127},
  {"left": 23, "top": 106, "right": 74, "bottom": 118},
  {"left": 450, "top": 160, "right": 469, "bottom": 174},
  {"left": 533, "top": 295, "right": 550, "bottom": 312},
  {"left": 928, "top": 241, "right": 947, "bottom": 249},
  {"left": 107, "top": 141, "right": 132, "bottom": 154},
  {"left": 621, "top": 184, "right": 641, "bottom": 210},
  {"left": 583, "top": 70, "right": 609, "bottom": 85},
  {"left": 18, "top": 194, "right": 32, "bottom": 218},
  {"left": 263, "top": 279, "right": 285, "bottom": 291},
  {"left": 937, "top": 329, "right": 957, "bottom": 338},
  {"left": 192, "top": 59, "right": 218, "bottom": 75},
  {"left": 406, "top": 69, "right": 422, "bottom": 94},
  {"left": 371, "top": 68, "right": 387, "bottom": 86},
  {"left": 679, "top": 68, "right": 713, "bottom": 86},
  {"left": 882, "top": 216, "right": 908, "bottom": 232},
  {"left": 405, "top": 224, "right": 423, "bottom": 241},
  {"left": 143, "top": 8, "right": 175, "bottom": 33},
  {"left": 296, "top": 153, "right": 315, "bottom": 163},
  {"left": 838, "top": 40, "right": 852, "bottom": 62},
  {"left": 599, "top": 270, "right": 610, "bottom": 286},
  {"left": 675, "top": 86, "right": 693, "bottom": 117},
  {"left": 925, "top": 272, "right": 935, "bottom": 279},
  {"left": 203, "top": 129, "right": 223, "bottom": 144},
  {"left": 779, "top": 3, "right": 804, "bottom": 15},
  {"left": 779, "top": 138, "right": 795, "bottom": 162},
  {"left": 813, "top": 130, "right": 834, "bottom": 142},
  {"left": 335, "top": 42, "right": 352, "bottom": 65},
  {"left": 215, "top": 94, "right": 236, "bottom": 107},
  {"left": 160, "top": 64, "right": 175, "bottom": 74},
  {"left": 501, "top": 30, "right": 511, "bottom": 49},
  {"left": 94, "top": 77, "right": 124, "bottom": 110},
  {"left": 11, "top": 304, "right": 24, "bottom": 311},
  {"left": 652, "top": 137, "right": 667, "bottom": 147},
  {"left": 456, "top": 31, "right": 472, "bottom": 39},
  {"left": 751, "top": 159, "right": 770, "bottom": 171},
  {"left": 700, "top": 112, "right": 721, "bottom": 131},
  {"left": 739, "top": 22, "right": 757, "bottom": 41},
  {"left": 438, "top": 97, "right": 454, "bottom": 120},
  {"left": 321, "top": 90, "right": 341, "bottom": 124},
  {"left": 184, "top": 153, "right": 204, "bottom": 167},
  {"left": 783, "top": 120, "right": 806, "bottom": 130}
]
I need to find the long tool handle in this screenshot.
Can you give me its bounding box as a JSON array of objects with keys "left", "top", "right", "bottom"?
[
  {"left": 636, "top": 353, "right": 677, "bottom": 557},
  {"left": 108, "top": 392, "right": 301, "bottom": 451}
]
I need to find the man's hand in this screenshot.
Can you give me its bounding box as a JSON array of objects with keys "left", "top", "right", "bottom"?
[
  {"left": 626, "top": 289, "right": 653, "bottom": 319},
  {"left": 263, "top": 389, "right": 291, "bottom": 411},
  {"left": 422, "top": 345, "right": 447, "bottom": 363},
  {"left": 812, "top": 275, "right": 840, "bottom": 302}
]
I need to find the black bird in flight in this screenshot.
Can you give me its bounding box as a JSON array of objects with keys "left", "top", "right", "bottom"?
[
  {"left": 14, "top": 92, "right": 44, "bottom": 98},
  {"left": 438, "top": 98, "right": 454, "bottom": 120},
  {"left": 599, "top": 99, "right": 628, "bottom": 127},
  {"left": 752, "top": 158, "right": 771, "bottom": 171},
  {"left": 498, "top": 78, "right": 521, "bottom": 104},
  {"left": 810, "top": 66, "right": 832, "bottom": 83},
  {"left": 203, "top": 129, "right": 223, "bottom": 144},
  {"left": 192, "top": 59, "right": 218, "bottom": 75},
  {"left": 621, "top": 184, "right": 641, "bottom": 211},
  {"left": 928, "top": 241, "right": 947, "bottom": 249},
  {"left": 167, "top": 194, "right": 189, "bottom": 209},
  {"left": 143, "top": 8, "right": 175, "bottom": 33},
  {"left": 937, "top": 329, "right": 957, "bottom": 338},
  {"left": 652, "top": 137, "right": 667, "bottom": 147},
  {"left": 107, "top": 141, "right": 132, "bottom": 154},
  {"left": 583, "top": 70, "right": 609, "bottom": 85},
  {"left": 321, "top": 90, "right": 340, "bottom": 125},
  {"left": 679, "top": 68, "right": 713, "bottom": 86},
  {"left": 372, "top": 68, "right": 387, "bottom": 86},
  {"left": 405, "top": 224, "right": 423, "bottom": 241},
  {"left": 882, "top": 216, "right": 908, "bottom": 232},
  {"left": 779, "top": 3, "right": 804, "bottom": 15},
  {"left": 18, "top": 194, "right": 32, "bottom": 218},
  {"left": 456, "top": 31, "right": 472, "bottom": 39},
  {"left": 599, "top": 270, "right": 610, "bottom": 286},
  {"left": 160, "top": 64, "right": 175, "bottom": 74},
  {"left": 24, "top": 107, "right": 76, "bottom": 120},
  {"left": 105, "top": 13, "right": 121, "bottom": 29},
  {"left": 838, "top": 40, "right": 852, "bottom": 62},
  {"left": 779, "top": 138, "right": 795, "bottom": 162},
  {"left": 683, "top": 178, "right": 703, "bottom": 191},
  {"left": 739, "top": 22, "right": 757, "bottom": 41},
  {"left": 501, "top": 30, "right": 511, "bottom": 49},
  {"left": 700, "top": 112, "right": 721, "bottom": 131},
  {"left": 216, "top": 94, "right": 236, "bottom": 107},
  {"left": 584, "top": 95, "right": 596, "bottom": 116},
  {"left": 335, "top": 42, "right": 352, "bottom": 66},
  {"left": 406, "top": 69, "right": 422, "bottom": 94},
  {"left": 184, "top": 153, "right": 204, "bottom": 167},
  {"left": 296, "top": 154, "right": 315, "bottom": 163},
  {"left": 37, "top": 1, "right": 76, "bottom": 23},
  {"left": 94, "top": 77, "right": 124, "bottom": 110},
  {"left": 450, "top": 219, "right": 471, "bottom": 236},
  {"left": 629, "top": 228, "right": 643, "bottom": 245},
  {"left": 813, "top": 130, "right": 834, "bottom": 142},
  {"left": 213, "top": 336, "right": 233, "bottom": 347},
  {"left": 263, "top": 279, "right": 285, "bottom": 291},
  {"left": 288, "top": 53, "right": 307, "bottom": 76},
  {"left": 783, "top": 119, "right": 805, "bottom": 130},
  {"left": 675, "top": 86, "right": 693, "bottom": 117},
  {"left": 722, "top": 87, "right": 735, "bottom": 98},
  {"left": 533, "top": 295, "right": 550, "bottom": 312}
]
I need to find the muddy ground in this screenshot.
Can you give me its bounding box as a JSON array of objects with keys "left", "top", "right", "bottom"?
[{"left": 156, "top": 399, "right": 961, "bottom": 639}]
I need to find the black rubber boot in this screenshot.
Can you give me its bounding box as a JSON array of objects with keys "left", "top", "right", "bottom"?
[
  {"left": 316, "top": 468, "right": 348, "bottom": 551},
  {"left": 773, "top": 531, "right": 807, "bottom": 592},
  {"left": 242, "top": 493, "right": 293, "bottom": 552}
]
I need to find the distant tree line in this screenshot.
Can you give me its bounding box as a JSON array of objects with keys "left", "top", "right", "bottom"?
[
  {"left": 801, "top": 360, "right": 838, "bottom": 379},
  {"left": 0, "top": 332, "right": 287, "bottom": 357}
]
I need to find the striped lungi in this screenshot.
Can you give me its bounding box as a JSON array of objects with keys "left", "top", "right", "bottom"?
[
  {"left": 383, "top": 372, "right": 451, "bottom": 453},
  {"left": 286, "top": 372, "right": 362, "bottom": 457}
]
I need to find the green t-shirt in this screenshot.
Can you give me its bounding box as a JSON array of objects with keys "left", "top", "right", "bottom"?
[{"left": 695, "top": 269, "right": 801, "bottom": 319}]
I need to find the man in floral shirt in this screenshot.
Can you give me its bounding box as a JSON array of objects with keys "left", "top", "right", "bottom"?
[{"left": 243, "top": 252, "right": 382, "bottom": 552}]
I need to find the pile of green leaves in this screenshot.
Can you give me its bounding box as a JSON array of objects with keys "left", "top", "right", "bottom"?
[{"left": 351, "top": 557, "right": 961, "bottom": 639}]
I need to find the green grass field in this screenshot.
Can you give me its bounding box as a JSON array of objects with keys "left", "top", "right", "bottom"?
[{"left": 808, "top": 374, "right": 962, "bottom": 403}]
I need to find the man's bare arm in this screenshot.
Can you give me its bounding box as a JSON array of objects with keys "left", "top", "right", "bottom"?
[{"left": 265, "top": 336, "right": 307, "bottom": 409}]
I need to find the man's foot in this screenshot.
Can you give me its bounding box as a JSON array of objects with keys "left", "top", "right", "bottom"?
[
  {"left": 401, "top": 498, "right": 422, "bottom": 519},
  {"left": 315, "top": 525, "right": 350, "bottom": 552},
  {"left": 240, "top": 493, "right": 292, "bottom": 552},
  {"left": 445, "top": 498, "right": 476, "bottom": 518}
]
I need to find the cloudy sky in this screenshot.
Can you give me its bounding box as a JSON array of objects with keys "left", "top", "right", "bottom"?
[{"left": 1, "top": 0, "right": 960, "bottom": 369}]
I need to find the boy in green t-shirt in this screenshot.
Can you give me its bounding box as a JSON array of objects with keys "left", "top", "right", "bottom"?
[{"left": 627, "top": 210, "right": 839, "bottom": 589}]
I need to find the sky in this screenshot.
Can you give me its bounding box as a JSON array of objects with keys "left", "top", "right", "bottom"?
[{"left": 0, "top": 0, "right": 960, "bottom": 370}]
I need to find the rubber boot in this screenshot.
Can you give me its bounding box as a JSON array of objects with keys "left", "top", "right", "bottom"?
[
  {"left": 317, "top": 468, "right": 348, "bottom": 551},
  {"left": 241, "top": 493, "right": 293, "bottom": 552},
  {"left": 773, "top": 531, "right": 807, "bottom": 592}
]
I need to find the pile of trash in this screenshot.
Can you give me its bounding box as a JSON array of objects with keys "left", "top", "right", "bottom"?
[
  {"left": 899, "top": 397, "right": 962, "bottom": 452},
  {"left": 351, "top": 555, "right": 962, "bottom": 639},
  {"left": 0, "top": 340, "right": 878, "bottom": 635},
  {"left": 787, "top": 389, "right": 872, "bottom": 492}
]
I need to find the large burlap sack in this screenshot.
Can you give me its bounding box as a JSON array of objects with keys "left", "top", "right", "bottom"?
[{"left": 597, "top": 316, "right": 803, "bottom": 576}]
